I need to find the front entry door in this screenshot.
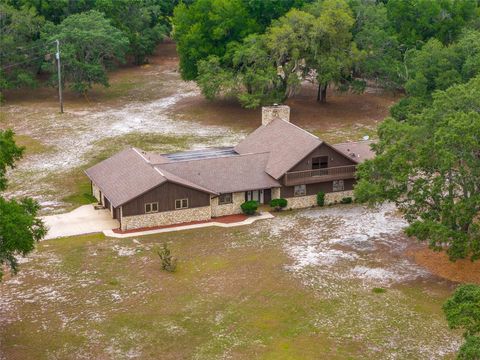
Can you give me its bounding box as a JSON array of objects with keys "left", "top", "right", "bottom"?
[{"left": 246, "top": 190, "right": 264, "bottom": 203}]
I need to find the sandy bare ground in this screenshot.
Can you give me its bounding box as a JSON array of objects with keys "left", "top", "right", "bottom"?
[{"left": 0, "top": 204, "right": 461, "bottom": 359}]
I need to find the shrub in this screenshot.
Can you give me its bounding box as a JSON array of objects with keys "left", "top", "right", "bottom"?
[
  {"left": 155, "top": 243, "right": 177, "bottom": 272},
  {"left": 340, "top": 197, "right": 353, "bottom": 204},
  {"left": 241, "top": 200, "right": 258, "bottom": 215},
  {"left": 317, "top": 191, "right": 325, "bottom": 206},
  {"left": 270, "top": 198, "right": 288, "bottom": 211}
]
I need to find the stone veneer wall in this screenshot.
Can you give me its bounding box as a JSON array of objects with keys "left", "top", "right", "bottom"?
[
  {"left": 211, "top": 192, "right": 245, "bottom": 217},
  {"left": 271, "top": 187, "right": 281, "bottom": 200},
  {"left": 121, "top": 206, "right": 211, "bottom": 230},
  {"left": 285, "top": 190, "right": 354, "bottom": 210},
  {"left": 324, "top": 190, "right": 354, "bottom": 205}
]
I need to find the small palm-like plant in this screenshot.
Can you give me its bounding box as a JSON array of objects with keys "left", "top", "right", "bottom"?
[{"left": 155, "top": 243, "right": 177, "bottom": 272}]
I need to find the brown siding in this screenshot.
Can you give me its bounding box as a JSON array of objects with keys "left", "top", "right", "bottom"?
[
  {"left": 281, "top": 179, "right": 355, "bottom": 198},
  {"left": 122, "top": 182, "right": 211, "bottom": 217},
  {"left": 288, "top": 143, "right": 356, "bottom": 172}
]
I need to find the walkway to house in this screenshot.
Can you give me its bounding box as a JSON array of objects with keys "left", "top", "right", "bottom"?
[
  {"left": 41, "top": 205, "right": 120, "bottom": 240},
  {"left": 103, "top": 212, "right": 274, "bottom": 238}
]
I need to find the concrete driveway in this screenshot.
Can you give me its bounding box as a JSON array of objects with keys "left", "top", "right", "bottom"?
[{"left": 42, "top": 205, "right": 119, "bottom": 240}]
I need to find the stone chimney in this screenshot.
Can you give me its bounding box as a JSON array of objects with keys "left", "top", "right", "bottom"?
[{"left": 261, "top": 104, "right": 290, "bottom": 126}]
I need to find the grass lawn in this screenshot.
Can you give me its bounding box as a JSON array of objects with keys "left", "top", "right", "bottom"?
[{"left": 0, "top": 205, "right": 461, "bottom": 359}]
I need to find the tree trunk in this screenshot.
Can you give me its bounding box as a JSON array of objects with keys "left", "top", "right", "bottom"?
[{"left": 317, "top": 84, "right": 327, "bottom": 103}]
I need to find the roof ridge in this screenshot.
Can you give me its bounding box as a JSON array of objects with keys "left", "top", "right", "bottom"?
[
  {"left": 131, "top": 147, "right": 150, "bottom": 163},
  {"left": 333, "top": 140, "right": 374, "bottom": 145},
  {"left": 271, "top": 119, "right": 320, "bottom": 141}
]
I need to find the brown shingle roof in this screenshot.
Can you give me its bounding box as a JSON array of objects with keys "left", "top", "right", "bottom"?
[
  {"left": 332, "top": 141, "right": 375, "bottom": 163},
  {"left": 234, "top": 119, "right": 322, "bottom": 179},
  {"left": 85, "top": 148, "right": 167, "bottom": 208},
  {"left": 85, "top": 148, "right": 216, "bottom": 207},
  {"left": 158, "top": 152, "right": 280, "bottom": 194}
]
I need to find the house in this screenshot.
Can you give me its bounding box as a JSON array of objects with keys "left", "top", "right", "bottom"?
[{"left": 85, "top": 105, "right": 374, "bottom": 230}]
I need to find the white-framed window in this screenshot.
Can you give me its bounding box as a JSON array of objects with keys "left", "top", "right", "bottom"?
[
  {"left": 333, "top": 180, "right": 344, "bottom": 192},
  {"left": 294, "top": 184, "right": 306, "bottom": 197},
  {"left": 145, "top": 202, "right": 159, "bottom": 213},
  {"left": 219, "top": 193, "right": 233, "bottom": 205},
  {"left": 175, "top": 198, "right": 189, "bottom": 209}
]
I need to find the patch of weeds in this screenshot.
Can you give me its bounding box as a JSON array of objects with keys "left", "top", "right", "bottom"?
[
  {"left": 90, "top": 132, "right": 194, "bottom": 157},
  {"left": 108, "top": 278, "right": 120, "bottom": 286},
  {"left": 61, "top": 173, "right": 97, "bottom": 207},
  {"left": 14, "top": 134, "right": 54, "bottom": 156},
  {"left": 372, "top": 287, "right": 386, "bottom": 294}
]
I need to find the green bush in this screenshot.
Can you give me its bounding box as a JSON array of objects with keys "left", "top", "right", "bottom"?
[
  {"left": 241, "top": 200, "right": 258, "bottom": 215},
  {"left": 340, "top": 197, "right": 353, "bottom": 204},
  {"left": 317, "top": 191, "right": 325, "bottom": 206},
  {"left": 270, "top": 198, "right": 288, "bottom": 211}
]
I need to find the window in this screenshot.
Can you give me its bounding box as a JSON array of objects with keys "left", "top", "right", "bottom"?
[
  {"left": 333, "top": 180, "right": 344, "bottom": 192},
  {"left": 175, "top": 198, "right": 189, "bottom": 209},
  {"left": 145, "top": 202, "right": 158, "bottom": 213},
  {"left": 294, "top": 184, "right": 306, "bottom": 197},
  {"left": 219, "top": 193, "right": 233, "bottom": 205},
  {"left": 312, "top": 156, "right": 328, "bottom": 169}
]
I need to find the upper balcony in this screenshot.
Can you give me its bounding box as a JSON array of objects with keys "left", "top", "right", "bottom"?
[{"left": 283, "top": 165, "right": 357, "bottom": 186}]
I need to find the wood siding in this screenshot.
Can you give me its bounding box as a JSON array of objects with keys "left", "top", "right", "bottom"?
[
  {"left": 122, "top": 182, "right": 211, "bottom": 217},
  {"left": 288, "top": 143, "right": 356, "bottom": 172},
  {"left": 281, "top": 179, "right": 355, "bottom": 198}
]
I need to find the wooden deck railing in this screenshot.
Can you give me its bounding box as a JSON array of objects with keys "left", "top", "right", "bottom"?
[{"left": 284, "top": 165, "right": 356, "bottom": 186}]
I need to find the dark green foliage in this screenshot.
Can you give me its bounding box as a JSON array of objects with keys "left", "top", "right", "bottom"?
[
  {"left": 94, "top": 0, "right": 168, "bottom": 65},
  {"left": 194, "top": 0, "right": 357, "bottom": 107},
  {"left": 0, "top": 4, "right": 45, "bottom": 97},
  {"left": 351, "top": 0, "right": 403, "bottom": 90},
  {"left": 42, "top": 10, "right": 129, "bottom": 94},
  {"left": 444, "top": 285, "right": 480, "bottom": 359},
  {"left": 270, "top": 198, "right": 288, "bottom": 211},
  {"left": 458, "top": 336, "right": 480, "bottom": 360},
  {"left": 1, "top": 1, "right": 174, "bottom": 97},
  {"left": 6, "top": 0, "right": 96, "bottom": 24},
  {"left": 355, "top": 77, "right": 480, "bottom": 261},
  {"left": 389, "top": 24, "right": 480, "bottom": 120},
  {"left": 0, "top": 129, "right": 46, "bottom": 281},
  {"left": 372, "top": 287, "right": 386, "bottom": 294},
  {"left": 317, "top": 191, "right": 325, "bottom": 206},
  {"left": 0, "top": 129, "right": 24, "bottom": 191},
  {"left": 241, "top": 200, "right": 258, "bottom": 215},
  {"left": 172, "top": 0, "right": 259, "bottom": 80},
  {"left": 385, "top": 0, "right": 478, "bottom": 47},
  {"left": 155, "top": 243, "right": 177, "bottom": 272},
  {"left": 340, "top": 197, "right": 353, "bottom": 204}
]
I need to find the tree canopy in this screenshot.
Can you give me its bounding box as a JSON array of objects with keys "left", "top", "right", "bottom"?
[
  {"left": 355, "top": 76, "right": 480, "bottom": 261},
  {"left": 193, "top": 0, "right": 358, "bottom": 107},
  {"left": 173, "top": 0, "right": 479, "bottom": 108},
  {"left": 0, "top": 4, "right": 45, "bottom": 97},
  {"left": 173, "top": 0, "right": 259, "bottom": 81},
  {"left": 42, "top": 10, "right": 129, "bottom": 94},
  {"left": 444, "top": 284, "right": 480, "bottom": 359},
  {"left": 0, "top": 129, "right": 46, "bottom": 281}
]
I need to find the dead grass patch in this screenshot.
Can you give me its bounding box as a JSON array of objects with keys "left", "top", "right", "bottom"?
[{"left": 410, "top": 247, "right": 480, "bottom": 284}]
